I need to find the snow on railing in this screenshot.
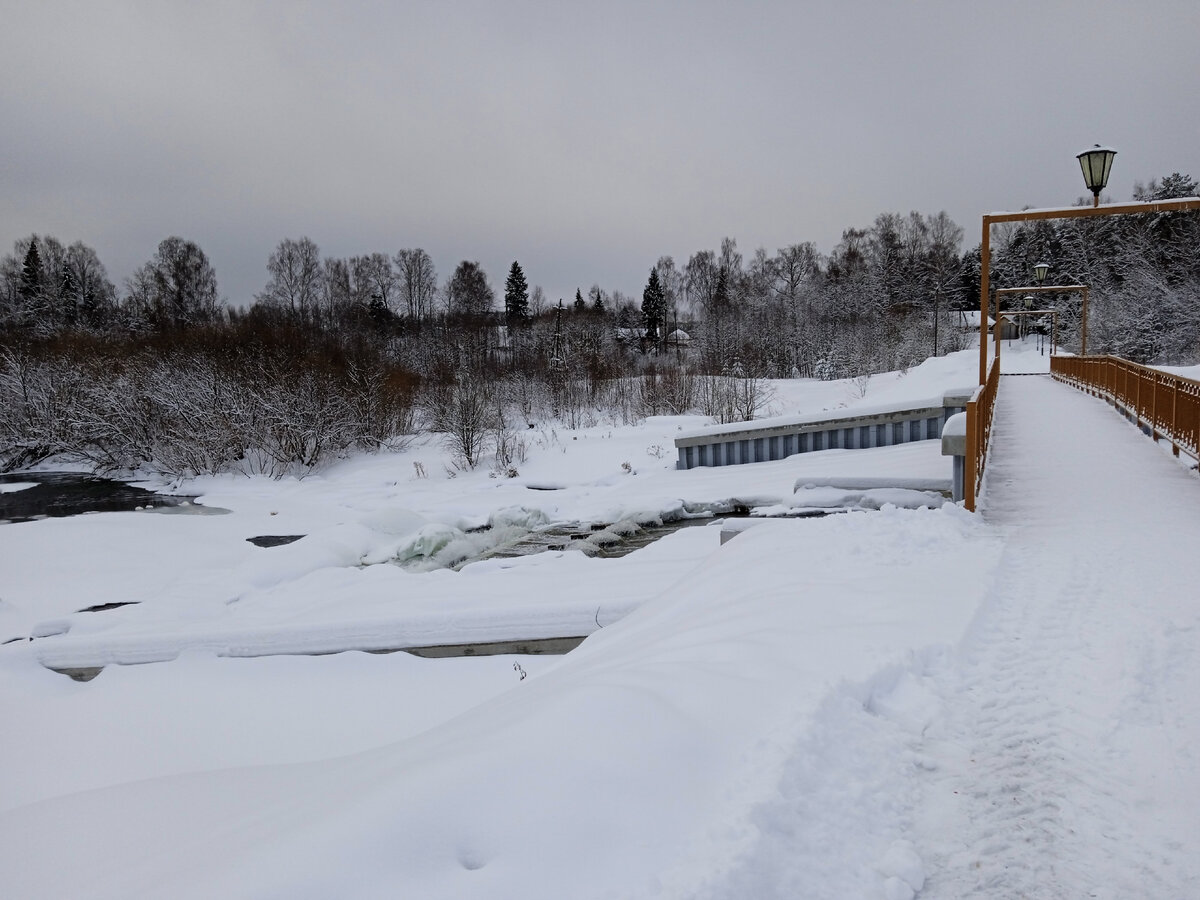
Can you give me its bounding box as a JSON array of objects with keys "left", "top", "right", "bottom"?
[
  {"left": 1052, "top": 356, "right": 1200, "bottom": 462},
  {"left": 964, "top": 358, "right": 1001, "bottom": 512}
]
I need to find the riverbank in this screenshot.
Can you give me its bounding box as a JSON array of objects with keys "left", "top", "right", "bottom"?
[{"left": 2, "top": 347, "right": 1011, "bottom": 899}]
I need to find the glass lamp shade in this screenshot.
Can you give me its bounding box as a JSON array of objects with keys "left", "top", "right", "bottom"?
[
  {"left": 1023, "top": 295, "right": 1034, "bottom": 309},
  {"left": 1033, "top": 262, "right": 1050, "bottom": 284},
  {"left": 1077, "top": 145, "right": 1117, "bottom": 198}
]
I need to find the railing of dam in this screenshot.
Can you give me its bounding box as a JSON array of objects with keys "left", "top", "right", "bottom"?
[{"left": 673, "top": 390, "right": 973, "bottom": 470}]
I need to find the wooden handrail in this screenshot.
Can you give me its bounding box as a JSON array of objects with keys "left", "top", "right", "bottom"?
[
  {"left": 964, "top": 358, "right": 1001, "bottom": 511},
  {"left": 1052, "top": 355, "right": 1200, "bottom": 461}
]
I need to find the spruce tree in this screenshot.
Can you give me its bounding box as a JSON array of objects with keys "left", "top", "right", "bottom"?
[
  {"left": 368, "top": 292, "right": 390, "bottom": 331},
  {"left": 59, "top": 262, "right": 79, "bottom": 327},
  {"left": 19, "top": 240, "right": 43, "bottom": 300},
  {"left": 574, "top": 288, "right": 585, "bottom": 313},
  {"left": 712, "top": 266, "right": 729, "bottom": 310},
  {"left": 642, "top": 268, "right": 666, "bottom": 341},
  {"left": 504, "top": 261, "right": 529, "bottom": 324}
]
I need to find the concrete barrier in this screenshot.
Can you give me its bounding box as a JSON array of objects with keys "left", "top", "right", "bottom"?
[
  {"left": 941, "top": 411, "right": 967, "bottom": 502},
  {"left": 674, "top": 389, "right": 973, "bottom": 470}
]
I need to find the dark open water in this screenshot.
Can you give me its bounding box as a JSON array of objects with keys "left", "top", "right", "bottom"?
[{"left": 0, "top": 472, "right": 196, "bottom": 524}]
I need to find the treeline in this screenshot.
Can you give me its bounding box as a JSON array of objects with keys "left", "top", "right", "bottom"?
[
  {"left": 0, "top": 212, "right": 977, "bottom": 379},
  {"left": 2, "top": 173, "right": 1196, "bottom": 476}
]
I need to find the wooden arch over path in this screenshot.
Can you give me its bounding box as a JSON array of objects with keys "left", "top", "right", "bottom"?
[{"left": 978, "top": 197, "right": 1200, "bottom": 385}]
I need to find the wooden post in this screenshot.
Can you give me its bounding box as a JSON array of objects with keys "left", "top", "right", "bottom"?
[
  {"left": 979, "top": 217, "right": 990, "bottom": 386},
  {"left": 1173, "top": 378, "right": 1180, "bottom": 457},
  {"left": 1150, "top": 371, "right": 1158, "bottom": 440},
  {"left": 1135, "top": 367, "right": 1142, "bottom": 430},
  {"left": 994, "top": 315, "right": 1003, "bottom": 371}
]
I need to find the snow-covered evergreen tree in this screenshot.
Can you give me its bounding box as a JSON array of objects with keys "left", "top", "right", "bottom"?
[
  {"left": 642, "top": 269, "right": 666, "bottom": 342},
  {"left": 504, "top": 261, "right": 529, "bottom": 325},
  {"left": 20, "top": 240, "right": 44, "bottom": 300},
  {"left": 58, "top": 263, "right": 79, "bottom": 328}
]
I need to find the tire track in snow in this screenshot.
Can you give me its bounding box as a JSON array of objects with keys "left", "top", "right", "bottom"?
[
  {"left": 918, "top": 563, "right": 1130, "bottom": 897},
  {"left": 915, "top": 376, "right": 1200, "bottom": 898}
]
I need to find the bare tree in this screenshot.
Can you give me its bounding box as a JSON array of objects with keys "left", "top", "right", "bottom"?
[
  {"left": 654, "top": 255, "right": 684, "bottom": 317},
  {"left": 445, "top": 260, "right": 494, "bottom": 320},
  {"left": 64, "top": 241, "right": 117, "bottom": 329},
  {"left": 257, "top": 237, "right": 323, "bottom": 320},
  {"left": 322, "top": 257, "right": 352, "bottom": 327},
  {"left": 684, "top": 250, "right": 719, "bottom": 318},
  {"left": 529, "top": 284, "right": 547, "bottom": 317},
  {"left": 136, "top": 236, "right": 220, "bottom": 329},
  {"left": 925, "top": 211, "right": 964, "bottom": 356},
  {"left": 424, "top": 374, "right": 495, "bottom": 469},
  {"left": 394, "top": 248, "right": 438, "bottom": 322},
  {"left": 354, "top": 252, "right": 397, "bottom": 313}
]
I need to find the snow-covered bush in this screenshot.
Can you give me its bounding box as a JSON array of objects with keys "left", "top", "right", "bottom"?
[{"left": 0, "top": 327, "right": 418, "bottom": 477}]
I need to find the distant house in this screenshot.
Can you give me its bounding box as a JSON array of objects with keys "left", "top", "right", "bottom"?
[
  {"left": 957, "top": 310, "right": 1016, "bottom": 340},
  {"left": 666, "top": 328, "right": 691, "bottom": 349},
  {"left": 956, "top": 311, "right": 989, "bottom": 331},
  {"left": 614, "top": 325, "right": 692, "bottom": 353}
]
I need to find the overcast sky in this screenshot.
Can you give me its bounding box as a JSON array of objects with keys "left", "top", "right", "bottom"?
[{"left": 3, "top": 0, "right": 1198, "bottom": 309}]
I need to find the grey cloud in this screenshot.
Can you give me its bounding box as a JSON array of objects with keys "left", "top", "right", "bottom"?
[{"left": 3, "top": 1, "right": 1197, "bottom": 306}]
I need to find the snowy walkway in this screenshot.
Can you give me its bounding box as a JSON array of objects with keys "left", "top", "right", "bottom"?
[{"left": 915, "top": 375, "right": 1200, "bottom": 898}]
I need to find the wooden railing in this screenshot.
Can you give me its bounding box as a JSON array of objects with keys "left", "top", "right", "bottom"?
[
  {"left": 964, "top": 358, "right": 1001, "bottom": 511},
  {"left": 1052, "top": 355, "right": 1200, "bottom": 461}
]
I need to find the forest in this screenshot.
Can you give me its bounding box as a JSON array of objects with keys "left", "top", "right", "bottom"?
[{"left": 2, "top": 172, "right": 1197, "bottom": 477}]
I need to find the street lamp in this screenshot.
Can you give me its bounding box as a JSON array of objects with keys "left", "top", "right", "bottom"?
[
  {"left": 1028, "top": 266, "right": 1048, "bottom": 347},
  {"left": 1077, "top": 145, "right": 1117, "bottom": 207}
]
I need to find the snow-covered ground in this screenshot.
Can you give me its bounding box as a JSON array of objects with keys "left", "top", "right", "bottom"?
[{"left": 2, "top": 340, "right": 1198, "bottom": 898}]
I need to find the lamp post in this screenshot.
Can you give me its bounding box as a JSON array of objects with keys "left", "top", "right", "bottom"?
[
  {"left": 1031, "top": 264, "right": 1047, "bottom": 349},
  {"left": 1077, "top": 145, "right": 1118, "bottom": 208}
]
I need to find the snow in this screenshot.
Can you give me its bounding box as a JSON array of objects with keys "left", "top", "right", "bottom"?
[
  {"left": 955, "top": 311, "right": 993, "bottom": 329},
  {"left": 986, "top": 196, "right": 1199, "bottom": 217},
  {"left": 0, "top": 481, "right": 38, "bottom": 493},
  {"left": 1157, "top": 362, "right": 1200, "bottom": 382},
  {"left": 940, "top": 411, "right": 966, "bottom": 438},
  {"left": 677, "top": 355, "right": 975, "bottom": 441},
  {"left": 2, "top": 341, "right": 1199, "bottom": 898}
]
